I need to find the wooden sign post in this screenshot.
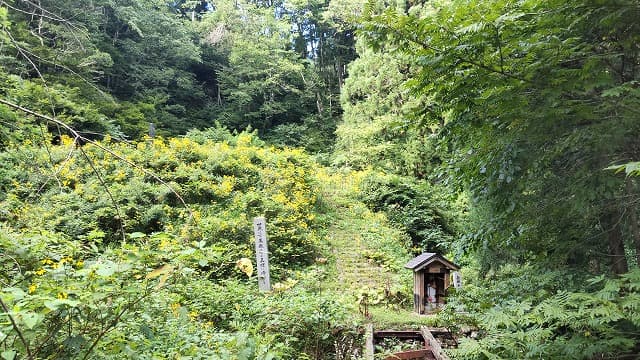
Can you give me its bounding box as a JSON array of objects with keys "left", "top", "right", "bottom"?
[
  {"left": 453, "top": 271, "right": 462, "bottom": 289},
  {"left": 253, "top": 217, "right": 271, "bottom": 291}
]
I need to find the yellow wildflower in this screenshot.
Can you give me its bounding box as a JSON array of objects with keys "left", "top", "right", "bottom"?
[
  {"left": 28, "top": 284, "right": 37, "bottom": 294},
  {"left": 114, "top": 170, "right": 127, "bottom": 182},
  {"left": 170, "top": 302, "right": 180, "bottom": 316},
  {"left": 34, "top": 268, "right": 47, "bottom": 276},
  {"left": 60, "top": 135, "right": 74, "bottom": 146}
]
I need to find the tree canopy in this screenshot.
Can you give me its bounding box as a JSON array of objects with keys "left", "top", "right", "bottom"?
[{"left": 361, "top": 0, "right": 640, "bottom": 274}]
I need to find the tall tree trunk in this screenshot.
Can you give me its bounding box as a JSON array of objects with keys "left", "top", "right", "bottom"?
[
  {"left": 627, "top": 178, "right": 640, "bottom": 266},
  {"left": 605, "top": 209, "right": 629, "bottom": 274}
]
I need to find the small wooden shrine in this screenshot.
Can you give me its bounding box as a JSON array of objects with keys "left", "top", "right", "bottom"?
[{"left": 405, "top": 253, "right": 460, "bottom": 314}]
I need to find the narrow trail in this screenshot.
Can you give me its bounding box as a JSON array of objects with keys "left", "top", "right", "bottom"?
[
  {"left": 318, "top": 172, "right": 396, "bottom": 295},
  {"left": 326, "top": 206, "right": 390, "bottom": 291},
  {"left": 316, "top": 171, "right": 445, "bottom": 360}
]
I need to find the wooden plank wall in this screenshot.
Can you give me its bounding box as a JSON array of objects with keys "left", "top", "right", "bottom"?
[{"left": 414, "top": 272, "right": 425, "bottom": 314}]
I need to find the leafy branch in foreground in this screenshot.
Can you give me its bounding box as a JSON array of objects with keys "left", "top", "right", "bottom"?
[
  {"left": 361, "top": 0, "right": 640, "bottom": 274},
  {"left": 0, "top": 230, "right": 157, "bottom": 359}
]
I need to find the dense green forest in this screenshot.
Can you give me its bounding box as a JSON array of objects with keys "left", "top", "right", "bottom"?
[{"left": 1, "top": 0, "right": 639, "bottom": 359}]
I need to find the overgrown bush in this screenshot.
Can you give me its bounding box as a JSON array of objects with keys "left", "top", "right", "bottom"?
[
  {"left": 0, "top": 131, "right": 321, "bottom": 274},
  {"left": 0, "top": 130, "right": 348, "bottom": 358},
  {"left": 359, "top": 172, "right": 457, "bottom": 254},
  {"left": 442, "top": 265, "right": 640, "bottom": 359},
  {"left": 0, "top": 228, "right": 292, "bottom": 359}
]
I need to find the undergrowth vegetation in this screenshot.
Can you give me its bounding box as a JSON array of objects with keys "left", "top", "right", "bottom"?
[
  {"left": 0, "top": 130, "right": 364, "bottom": 359},
  {"left": 358, "top": 172, "right": 459, "bottom": 255},
  {"left": 441, "top": 265, "right": 640, "bottom": 359},
  {"left": 2, "top": 0, "right": 640, "bottom": 357}
]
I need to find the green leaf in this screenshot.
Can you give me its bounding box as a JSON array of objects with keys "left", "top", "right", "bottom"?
[
  {"left": 128, "top": 232, "right": 147, "bottom": 239},
  {"left": 1, "top": 350, "right": 16, "bottom": 360},
  {"left": 87, "top": 229, "right": 106, "bottom": 241},
  {"left": 44, "top": 299, "right": 80, "bottom": 311},
  {"left": 0, "top": 7, "right": 9, "bottom": 28},
  {"left": 456, "top": 21, "right": 487, "bottom": 35},
  {"left": 93, "top": 261, "right": 130, "bottom": 276},
  {"left": 63, "top": 335, "right": 87, "bottom": 351},
  {"left": 21, "top": 312, "right": 42, "bottom": 329},
  {"left": 140, "top": 324, "right": 155, "bottom": 340},
  {"left": 2, "top": 287, "right": 26, "bottom": 301}
]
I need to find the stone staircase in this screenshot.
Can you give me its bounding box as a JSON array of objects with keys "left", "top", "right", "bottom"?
[
  {"left": 328, "top": 217, "right": 390, "bottom": 291},
  {"left": 318, "top": 173, "right": 394, "bottom": 295}
]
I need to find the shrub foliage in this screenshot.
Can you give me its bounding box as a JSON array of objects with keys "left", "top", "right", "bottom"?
[{"left": 0, "top": 130, "right": 353, "bottom": 358}]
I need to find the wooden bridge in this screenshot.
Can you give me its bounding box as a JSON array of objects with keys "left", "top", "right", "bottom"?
[{"left": 365, "top": 325, "right": 453, "bottom": 360}]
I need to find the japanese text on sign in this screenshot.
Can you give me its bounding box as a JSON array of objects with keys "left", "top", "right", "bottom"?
[{"left": 253, "top": 217, "right": 271, "bottom": 291}]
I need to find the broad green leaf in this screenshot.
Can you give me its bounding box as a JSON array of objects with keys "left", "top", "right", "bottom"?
[
  {"left": 94, "top": 262, "right": 117, "bottom": 277},
  {"left": 1, "top": 350, "right": 16, "bottom": 360},
  {"left": 21, "top": 312, "right": 42, "bottom": 329},
  {"left": 2, "top": 287, "right": 26, "bottom": 301},
  {"left": 128, "top": 232, "right": 147, "bottom": 239},
  {"left": 44, "top": 299, "right": 81, "bottom": 311}
]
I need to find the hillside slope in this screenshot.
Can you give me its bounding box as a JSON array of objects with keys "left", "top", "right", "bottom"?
[{"left": 315, "top": 171, "right": 417, "bottom": 314}]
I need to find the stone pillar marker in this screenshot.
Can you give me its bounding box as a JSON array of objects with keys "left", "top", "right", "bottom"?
[{"left": 253, "top": 217, "right": 271, "bottom": 291}]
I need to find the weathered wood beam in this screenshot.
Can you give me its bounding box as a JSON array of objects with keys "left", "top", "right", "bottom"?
[
  {"left": 365, "top": 323, "right": 374, "bottom": 360},
  {"left": 384, "top": 349, "right": 436, "bottom": 360},
  {"left": 420, "top": 327, "right": 451, "bottom": 360}
]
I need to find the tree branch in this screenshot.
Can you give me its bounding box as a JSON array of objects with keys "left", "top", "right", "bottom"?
[
  {"left": 80, "top": 287, "right": 150, "bottom": 360},
  {"left": 0, "top": 296, "right": 32, "bottom": 358}
]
